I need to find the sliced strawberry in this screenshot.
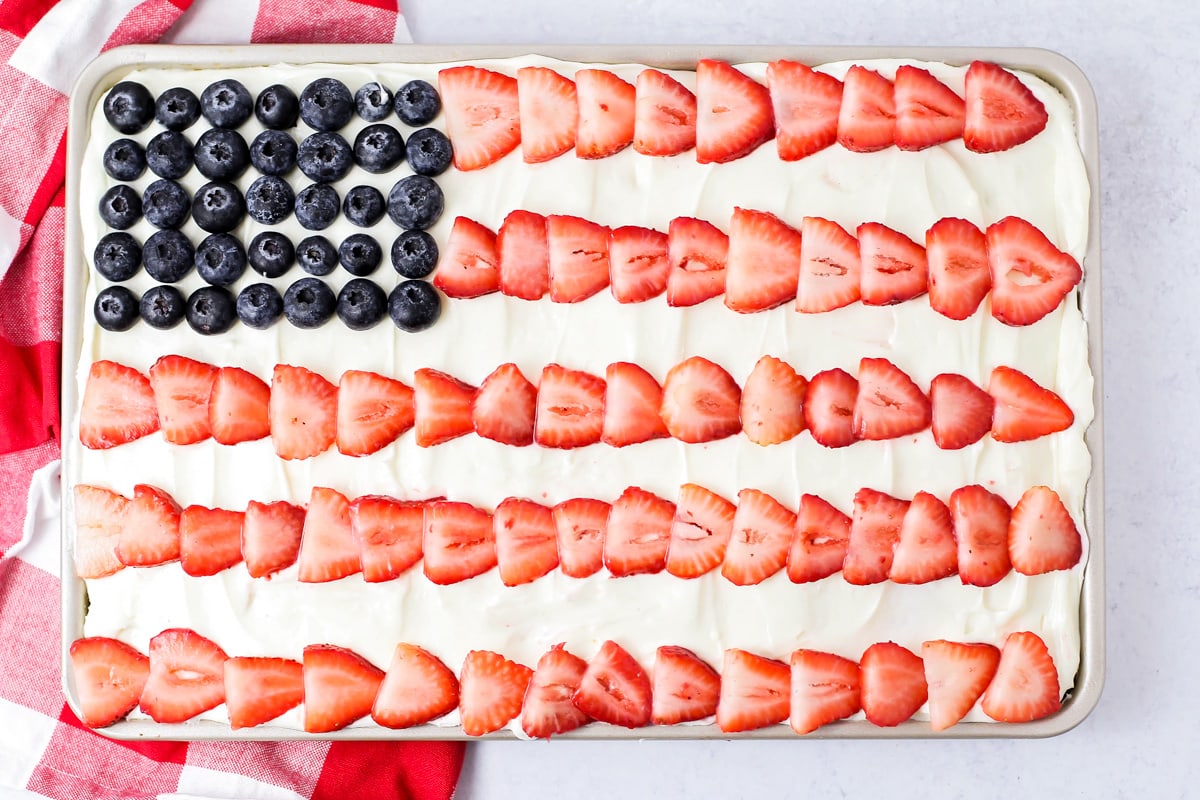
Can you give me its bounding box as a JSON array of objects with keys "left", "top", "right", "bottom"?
[
  {"left": 494, "top": 497, "right": 560, "bottom": 586},
  {"left": 602, "top": 362, "right": 669, "bottom": 448},
  {"left": 666, "top": 216, "right": 728, "bottom": 307},
  {"left": 1008, "top": 486, "right": 1082, "bottom": 575},
  {"left": 208, "top": 366, "right": 270, "bottom": 445},
  {"left": 987, "top": 216, "right": 1082, "bottom": 326},
  {"left": 349, "top": 495, "right": 424, "bottom": 582},
  {"left": 724, "top": 207, "right": 802, "bottom": 312},
  {"left": 517, "top": 65, "right": 577, "bottom": 163},
  {"left": 242, "top": 499, "right": 304, "bottom": 579},
  {"left": 980, "top": 631, "right": 1061, "bottom": 722},
  {"left": 79, "top": 360, "right": 159, "bottom": 450},
  {"left": 803, "top": 368, "right": 859, "bottom": 448},
  {"left": 853, "top": 357, "right": 931, "bottom": 441},
  {"left": 722, "top": 488, "right": 796, "bottom": 586},
  {"left": 963, "top": 61, "right": 1048, "bottom": 154},
  {"left": 787, "top": 494, "right": 851, "bottom": 583},
  {"left": 438, "top": 65, "right": 520, "bottom": 171},
  {"left": 372, "top": 643, "right": 459, "bottom": 729},
  {"left": 434, "top": 216, "right": 500, "bottom": 299},
  {"left": 949, "top": 484, "right": 1012, "bottom": 587},
  {"left": 423, "top": 501, "right": 496, "bottom": 584},
  {"left": 921, "top": 640, "right": 1000, "bottom": 732},
  {"left": 843, "top": 488, "right": 909, "bottom": 585},
  {"left": 73, "top": 484, "right": 127, "bottom": 579},
  {"left": 179, "top": 505, "right": 244, "bottom": 577},
  {"left": 521, "top": 644, "right": 590, "bottom": 738},
  {"left": 336, "top": 369, "right": 414, "bottom": 456},
  {"left": 666, "top": 483, "right": 736, "bottom": 579},
  {"left": 604, "top": 486, "right": 675, "bottom": 577},
  {"left": 459, "top": 650, "right": 533, "bottom": 736},
  {"left": 893, "top": 65, "right": 965, "bottom": 151},
  {"left": 575, "top": 69, "right": 635, "bottom": 158},
  {"left": 659, "top": 356, "right": 741, "bottom": 443},
  {"left": 609, "top": 225, "right": 669, "bottom": 303},
  {"left": 890, "top": 491, "right": 957, "bottom": 584},
  {"left": 497, "top": 209, "right": 550, "bottom": 300},
  {"left": 297, "top": 486, "right": 361, "bottom": 583},
  {"left": 413, "top": 368, "right": 477, "bottom": 447},
  {"left": 789, "top": 649, "right": 861, "bottom": 734},
  {"left": 69, "top": 637, "right": 149, "bottom": 728},
  {"left": 302, "top": 644, "right": 385, "bottom": 733},
  {"left": 117, "top": 484, "right": 180, "bottom": 567},
  {"left": 651, "top": 645, "right": 720, "bottom": 725},
  {"left": 149, "top": 355, "right": 216, "bottom": 445},
  {"left": 547, "top": 214, "right": 611, "bottom": 302},
  {"left": 140, "top": 628, "right": 228, "bottom": 724},
  {"left": 796, "top": 216, "right": 861, "bottom": 313},
  {"left": 573, "top": 640, "right": 652, "bottom": 728},
  {"left": 553, "top": 497, "right": 609, "bottom": 578},
  {"left": 472, "top": 362, "right": 537, "bottom": 447},
  {"left": 633, "top": 68, "right": 697, "bottom": 156},
  {"left": 534, "top": 363, "right": 606, "bottom": 449},
  {"left": 837, "top": 66, "right": 895, "bottom": 153},
  {"left": 695, "top": 59, "right": 774, "bottom": 164},
  {"left": 988, "top": 365, "right": 1074, "bottom": 442},
  {"left": 926, "top": 217, "right": 991, "bottom": 320},
  {"left": 766, "top": 60, "right": 842, "bottom": 160},
  {"left": 859, "top": 641, "right": 927, "bottom": 727},
  {"left": 224, "top": 656, "right": 304, "bottom": 730},
  {"left": 930, "top": 373, "right": 994, "bottom": 450},
  {"left": 858, "top": 222, "right": 928, "bottom": 306},
  {"left": 740, "top": 355, "right": 807, "bottom": 445},
  {"left": 715, "top": 649, "right": 790, "bottom": 733},
  {"left": 269, "top": 364, "right": 337, "bottom": 461}
]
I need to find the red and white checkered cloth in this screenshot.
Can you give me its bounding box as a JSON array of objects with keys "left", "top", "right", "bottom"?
[{"left": 0, "top": 1, "right": 465, "bottom": 797}]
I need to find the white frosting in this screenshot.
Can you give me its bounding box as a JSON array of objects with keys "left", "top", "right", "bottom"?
[{"left": 71, "top": 56, "right": 1093, "bottom": 731}]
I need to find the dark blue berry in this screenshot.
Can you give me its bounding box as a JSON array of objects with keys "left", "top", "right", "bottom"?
[
  {"left": 355, "top": 82, "right": 394, "bottom": 122},
  {"left": 94, "top": 232, "right": 141, "bottom": 281},
  {"left": 245, "top": 175, "right": 294, "bottom": 225},
  {"left": 236, "top": 283, "right": 284, "bottom": 329},
  {"left": 388, "top": 279, "right": 441, "bottom": 332},
  {"left": 283, "top": 277, "right": 336, "bottom": 328},
  {"left": 255, "top": 84, "right": 300, "bottom": 129},
  {"left": 94, "top": 285, "right": 139, "bottom": 331},
  {"left": 145, "top": 131, "right": 193, "bottom": 179},
  {"left": 248, "top": 231, "right": 295, "bottom": 278},
  {"left": 339, "top": 233, "right": 382, "bottom": 276},
  {"left": 336, "top": 278, "right": 387, "bottom": 330},
  {"left": 394, "top": 80, "right": 440, "bottom": 126},
  {"left": 390, "top": 229, "right": 438, "bottom": 278},
  {"left": 143, "top": 229, "right": 195, "bottom": 282},
  {"left": 194, "top": 128, "right": 249, "bottom": 181},
  {"left": 103, "top": 82, "right": 154, "bottom": 134},
  {"left": 155, "top": 87, "right": 201, "bottom": 131},
  {"left": 249, "top": 129, "right": 297, "bottom": 176},
  {"left": 387, "top": 175, "right": 443, "bottom": 230},
  {"left": 353, "top": 124, "right": 404, "bottom": 173},
  {"left": 296, "top": 235, "right": 338, "bottom": 276},
  {"left": 103, "top": 139, "right": 145, "bottom": 181},
  {"left": 297, "top": 132, "right": 352, "bottom": 183},
  {"left": 406, "top": 128, "right": 453, "bottom": 176},
  {"left": 200, "top": 79, "right": 253, "bottom": 128},
  {"left": 139, "top": 284, "right": 186, "bottom": 329},
  {"left": 191, "top": 182, "right": 245, "bottom": 234},
  {"left": 186, "top": 286, "right": 237, "bottom": 334},
  {"left": 142, "top": 179, "right": 190, "bottom": 229},
  {"left": 99, "top": 185, "right": 141, "bottom": 230},
  {"left": 294, "top": 183, "right": 339, "bottom": 231},
  {"left": 299, "top": 78, "right": 354, "bottom": 132},
  {"left": 195, "top": 233, "right": 247, "bottom": 286},
  {"left": 343, "top": 185, "right": 385, "bottom": 227}
]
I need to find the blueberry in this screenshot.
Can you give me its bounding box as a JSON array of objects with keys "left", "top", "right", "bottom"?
[
  {"left": 342, "top": 185, "right": 385, "bottom": 227},
  {"left": 388, "top": 279, "right": 441, "bottom": 332},
  {"left": 139, "top": 284, "right": 186, "bottom": 329},
  {"left": 255, "top": 84, "right": 300, "bottom": 129},
  {"left": 143, "top": 229, "right": 195, "bottom": 282},
  {"left": 186, "top": 286, "right": 237, "bottom": 334},
  {"left": 237, "top": 282, "right": 284, "bottom": 329},
  {"left": 94, "top": 232, "right": 141, "bottom": 281},
  {"left": 353, "top": 123, "right": 404, "bottom": 173},
  {"left": 406, "top": 128, "right": 453, "bottom": 177},
  {"left": 155, "top": 87, "right": 201, "bottom": 131},
  {"left": 245, "top": 175, "right": 294, "bottom": 225},
  {"left": 194, "top": 128, "right": 250, "bottom": 181},
  {"left": 94, "top": 285, "right": 139, "bottom": 331},
  {"left": 142, "top": 179, "right": 190, "bottom": 229},
  {"left": 387, "top": 175, "right": 443, "bottom": 230},
  {"left": 195, "top": 233, "right": 247, "bottom": 286},
  {"left": 390, "top": 229, "right": 438, "bottom": 278},
  {"left": 103, "top": 139, "right": 146, "bottom": 181},
  {"left": 294, "top": 183, "right": 339, "bottom": 230},
  {"left": 339, "top": 233, "right": 382, "bottom": 276},
  {"left": 192, "top": 182, "right": 245, "bottom": 233},
  {"left": 354, "top": 81, "right": 394, "bottom": 123},
  {"left": 145, "top": 131, "right": 193, "bottom": 179},
  {"left": 283, "top": 277, "right": 336, "bottom": 328},
  {"left": 247, "top": 231, "right": 295, "bottom": 278},
  {"left": 296, "top": 235, "right": 338, "bottom": 276},
  {"left": 299, "top": 78, "right": 354, "bottom": 132},
  {"left": 98, "top": 185, "right": 142, "bottom": 230},
  {"left": 103, "top": 82, "right": 154, "bottom": 134},
  {"left": 200, "top": 79, "right": 253, "bottom": 128},
  {"left": 394, "top": 80, "right": 441, "bottom": 126},
  {"left": 297, "top": 132, "right": 353, "bottom": 183},
  {"left": 336, "top": 278, "right": 387, "bottom": 330},
  {"left": 249, "top": 129, "right": 297, "bottom": 176}
]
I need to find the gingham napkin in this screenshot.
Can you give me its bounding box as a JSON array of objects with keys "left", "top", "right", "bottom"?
[{"left": 0, "top": 1, "right": 465, "bottom": 797}]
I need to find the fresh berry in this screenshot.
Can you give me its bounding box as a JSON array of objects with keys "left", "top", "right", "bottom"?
[
  {"left": 723, "top": 488, "right": 796, "bottom": 585},
  {"left": 988, "top": 365, "right": 1074, "bottom": 442},
  {"left": 666, "top": 216, "right": 728, "bottom": 307},
  {"left": 103, "top": 81, "right": 154, "bottom": 133},
  {"left": 604, "top": 486, "right": 675, "bottom": 577},
  {"left": 142, "top": 179, "right": 190, "bottom": 229},
  {"left": 296, "top": 234, "right": 338, "bottom": 276},
  {"left": 234, "top": 283, "right": 283, "bottom": 331},
  {"left": 140, "top": 629, "right": 229, "bottom": 723},
  {"left": 930, "top": 373, "right": 993, "bottom": 450},
  {"left": 297, "top": 486, "right": 361, "bottom": 583},
  {"left": 853, "top": 357, "right": 931, "bottom": 440},
  {"left": 140, "top": 285, "right": 186, "bottom": 329},
  {"left": 837, "top": 65, "right": 895, "bottom": 152},
  {"left": 438, "top": 66, "right": 520, "bottom": 171},
  {"left": 185, "top": 286, "right": 236, "bottom": 334},
  {"left": 79, "top": 360, "right": 158, "bottom": 449},
  {"left": 208, "top": 365, "right": 271, "bottom": 445},
  {"left": 893, "top": 65, "right": 965, "bottom": 150},
  {"left": 297, "top": 131, "right": 353, "bottom": 183},
  {"left": 178, "top": 505, "right": 244, "bottom": 577},
  {"left": 949, "top": 484, "right": 1012, "bottom": 587},
  {"left": 283, "top": 276, "right": 336, "bottom": 328},
  {"left": 387, "top": 175, "right": 444, "bottom": 230},
  {"left": 149, "top": 354, "right": 216, "bottom": 445},
  {"left": 980, "top": 631, "right": 1060, "bottom": 722},
  {"left": 472, "top": 362, "right": 536, "bottom": 447},
  {"left": 406, "top": 127, "right": 454, "bottom": 176},
  {"left": 94, "top": 286, "right": 139, "bottom": 332},
  {"left": 553, "top": 498, "right": 609, "bottom": 578},
  {"left": 602, "top": 362, "right": 668, "bottom": 447},
  {"left": 494, "top": 497, "right": 560, "bottom": 586},
  {"left": 372, "top": 644, "right": 459, "bottom": 729},
  {"left": 573, "top": 641, "right": 652, "bottom": 728},
  {"left": 547, "top": 214, "right": 611, "bottom": 302},
  {"left": 741, "top": 355, "right": 807, "bottom": 445},
  {"left": 497, "top": 209, "right": 549, "bottom": 300},
  {"left": 787, "top": 494, "right": 852, "bottom": 583},
  {"left": 963, "top": 61, "right": 1048, "bottom": 153},
  {"left": 659, "top": 357, "right": 740, "bottom": 445},
  {"left": 269, "top": 363, "right": 338, "bottom": 459},
  {"left": 459, "top": 650, "right": 532, "bottom": 736},
  {"left": 103, "top": 138, "right": 146, "bottom": 180},
  {"left": 803, "top": 368, "right": 859, "bottom": 448},
  {"left": 337, "top": 369, "right": 414, "bottom": 456},
  {"left": 789, "top": 649, "right": 861, "bottom": 734},
  {"left": 302, "top": 645, "right": 385, "bottom": 733},
  {"left": 766, "top": 60, "right": 842, "bottom": 160},
  {"left": 194, "top": 128, "right": 250, "bottom": 181},
  {"left": 338, "top": 234, "right": 382, "bottom": 277},
  {"left": 608, "top": 225, "right": 669, "bottom": 303},
  {"left": 535, "top": 363, "right": 606, "bottom": 449},
  {"left": 191, "top": 181, "right": 245, "bottom": 233},
  {"left": 145, "top": 130, "right": 194, "bottom": 179},
  {"left": 195, "top": 233, "right": 247, "bottom": 286},
  {"left": 69, "top": 637, "right": 149, "bottom": 728},
  {"left": 651, "top": 645, "right": 720, "bottom": 725},
  {"left": 143, "top": 229, "right": 194, "bottom": 282},
  {"left": 394, "top": 79, "right": 442, "bottom": 126},
  {"left": 926, "top": 217, "right": 991, "bottom": 320},
  {"left": 255, "top": 84, "right": 300, "bottom": 129},
  {"left": 1008, "top": 486, "right": 1082, "bottom": 575},
  {"left": 245, "top": 175, "right": 294, "bottom": 225},
  {"left": 843, "top": 488, "right": 909, "bottom": 585},
  {"left": 858, "top": 222, "right": 928, "bottom": 305},
  {"left": 353, "top": 123, "right": 406, "bottom": 173},
  {"left": 94, "top": 232, "right": 141, "bottom": 281},
  {"left": 796, "top": 216, "right": 861, "bottom": 313},
  {"left": 665, "top": 483, "right": 736, "bottom": 579},
  {"left": 294, "top": 183, "right": 340, "bottom": 231},
  {"left": 575, "top": 69, "right": 635, "bottom": 158},
  {"left": 695, "top": 59, "right": 774, "bottom": 164},
  {"left": 355, "top": 81, "right": 394, "bottom": 122},
  {"left": 423, "top": 501, "right": 496, "bottom": 584},
  {"left": 242, "top": 499, "right": 304, "bottom": 578},
  {"left": 715, "top": 649, "right": 790, "bottom": 733},
  {"left": 389, "top": 280, "right": 442, "bottom": 332},
  {"left": 890, "top": 490, "right": 957, "bottom": 584},
  {"left": 859, "top": 642, "right": 926, "bottom": 727},
  {"left": 521, "top": 644, "right": 590, "bottom": 738},
  {"left": 633, "top": 68, "right": 697, "bottom": 156},
  {"left": 413, "top": 368, "right": 476, "bottom": 447},
  {"left": 392, "top": 229, "right": 439, "bottom": 279},
  {"left": 155, "top": 86, "right": 201, "bottom": 131},
  {"left": 350, "top": 496, "right": 424, "bottom": 582},
  {"left": 299, "top": 77, "right": 354, "bottom": 131},
  {"left": 434, "top": 216, "right": 499, "bottom": 298},
  {"left": 987, "top": 216, "right": 1082, "bottom": 326},
  {"left": 342, "top": 185, "right": 385, "bottom": 228},
  {"left": 98, "top": 185, "right": 141, "bottom": 230},
  {"left": 336, "top": 278, "right": 387, "bottom": 330},
  {"left": 725, "top": 207, "right": 802, "bottom": 312},
  {"left": 72, "top": 484, "right": 128, "bottom": 578},
  {"left": 200, "top": 78, "right": 252, "bottom": 128},
  {"left": 517, "top": 66, "right": 577, "bottom": 163},
  {"left": 224, "top": 657, "right": 304, "bottom": 730},
  {"left": 247, "top": 231, "right": 295, "bottom": 279},
  {"left": 921, "top": 640, "right": 1000, "bottom": 731}
]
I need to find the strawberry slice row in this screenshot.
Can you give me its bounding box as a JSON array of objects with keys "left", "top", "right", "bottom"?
[
  {"left": 69, "top": 629, "right": 1062, "bottom": 734},
  {"left": 73, "top": 481, "right": 1083, "bottom": 588},
  {"left": 438, "top": 60, "right": 1048, "bottom": 171},
  {"left": 437, "top": 210, "right": 1081, "bottom": 326}
]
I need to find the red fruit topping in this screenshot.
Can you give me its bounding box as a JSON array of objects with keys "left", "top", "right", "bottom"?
[
  {"left": 413, "top": 368, "right": 477, "bottom": 447},
  {"left": 302, "top": 644, "right": 385, "bottom": 733},
  {"left": 553, "top": 497, "right": 609, "bottom": 578},
  {"left": 179, "top": 504, "right": 244, "bottom": 577},
  {"left": 666, "top": 216, "right": 728, "bottom": 307},
  {"left": 494, "top": 497, "right": 560, "bottom": 587},
  {"left": 857, "top": 222, "right": 928, "bottom": 306},
  {"left": 575, "top": 69, "right": 636, "bottom": 158},
  {"left": 297, "top": 486, "right": 360, "bottom": 583},
  {"left": 722, "top": 488, "right": 796, "bottom": 586},
  {"left": 859, "top": 641, "right": 927, "bottom": 727},
  {"left": 423, "top": 501, "right": 496, "bottom": 584},
  {"left": 659, "top": 356, "right": 741, "bottom": 443},
  {"left": 140, "top": 628, "right": 228, "bottom": 724},
  {"left": 789, "top": 649, "right": 861, "bottom": 734},
  {"left": 980, "top": 631, "right": 1061, "bottom": 722},
  {"left": 79, "top": 360, "right": 159, "bottom": 450},
  {"left": 349, "top": 495, "right": 424, "bottom": 583},
  {"left": 929, "top": 373, "right": 994, "bottom": 450},
  {"left": 459, "top": 650, "right": 533, "bottom": 736},
  {"left": 224, "top": 657, "right": 304, "bottom": 730},
  {"left": 604, "top": 486, "right": 675, "bottom": 577},
  {"left": 740, "top": 355, "right": 807, "bottom": 445},
  {"left": 796, "top": 216, "right": 861, "bottom": 313},
  {"left": 336, "top": 369, "right": 414, "bottom": 456},
  {"left": 837, "top": 65, "right": 895, "bottom": 153},
  {"left": 497, "top": 209, "right": 550, "bottom": 300},
  {"left": 547, "top": 214, "right": 611, "bottom": 303},
  {"left": 921, "top": 640, "right": 1000, "bottom": 732},
  {"left": 434, "top": 216, "right": 500, "bottom": 299},
  {"left": 926, "top": 217, "right": 991, "bottom": 321},
  {"left": 117, "top": 484, "right": 181, "bottom": 567},
  {"left": 1008, "top": 486, "right": 1083, "bottom": 575},
  {"left": 534, "top": 363, "right": 606, "bottom": 449},
  {"left": 949, "top": 484, "right": 1012, "bottom": 587},
  {"left": 766, "top": 60, "right": 842, "bottom": 160},
  {"left": 843, "top": 488, "right": 909, "bottom": 585},
  {"left": 987, "top": 216, "right": 1082, "bottom": 326},
  {"left": 472, "top": 362, "right": 537, "bottom": 447},
  {"left": 517, "top": 66, "right": 577, "bottom": 163},
  {"left": 724, "top": 207, "right": 802, "bottom": 313},
  {"left": 242, "top": 499, "right": 304, "bottom": 579},
  {"left": 988, "top": 365, "right": 1074, "bottom": 442},
  {"left": 665, "top": 483, "right": 736, "bottom": 579},
  {"left": 372, "top": 643, "right": 459, "bottom": 729},
  {"left": 573, "top": 640, "right": 652, "bottom": 728},
  {"left": 521, "top": 644, "right": 590, "bottom": 738},
  {"left": 803, "top": 368, "right": 859, "bottom": 448},
  {"left": 69, "top": 637, "right": 149, "bottom": 728},
  {"left": 438, "top": 65, "right": 520, "bottom": 171},
  {"left": 73, "top": 484, "right": 127, "bottom": 579},
  {"left": 633, "top": 68, "right": 697, "bottom": 156},
  {"left": 208, "top": 366, "right": 270, "bottom": 445},
  {"left": 890, "top": 490, "right": 958, "bottom": 584},
  {"left": 149, "top": 355, "right": 216, "bottom": 445},
  {"left": 608, "top": 225, "right": 670, "bottom": 303},
  {"left": 853, "top": 357, "right": 931, "bottom": 441},
  {"left": 695, "top": 59, "right": 774, "bottom": 164},
  {"left": 716, "top": 649, "right": 790, "bottom": 733},
  {"left": 269, "top": 364, "right": 337, "bottom": 461},
  {"left": 893, "top": 65, "right": 965, "bottom": 151},
  {"left": 651, "top": 645, "right": 720, "bottom": 725},
  {"left": 602, "top": 362, "right": 669, "bottom": 448},
  {"left": 963, "top": 61, "right": 1048, "bottom": 154},
  {"left": 787, "top": 494, "right": 852, "bottom": 583}
]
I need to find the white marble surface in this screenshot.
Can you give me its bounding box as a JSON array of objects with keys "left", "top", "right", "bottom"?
[{"left": 395, "top": 1, "right": 1199, "bottom": 796}]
